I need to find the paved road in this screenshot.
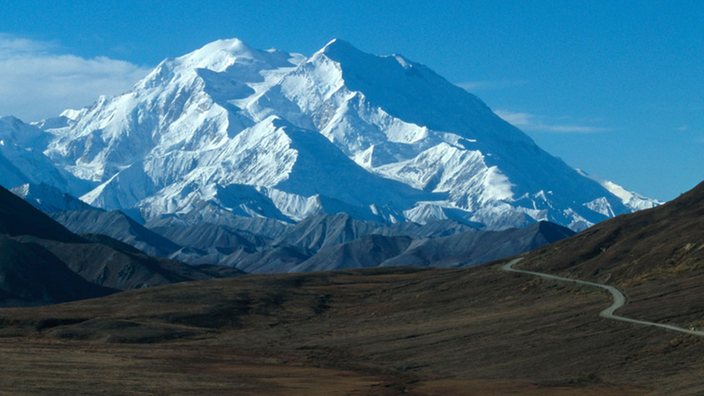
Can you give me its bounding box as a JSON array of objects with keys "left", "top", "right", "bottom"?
[{"left": 502, "top": 258, "right": 704, "bottom": 337}]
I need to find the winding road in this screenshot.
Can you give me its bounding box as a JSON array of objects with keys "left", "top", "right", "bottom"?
[{"left": 502, "top": 258, "right": 704, "bottom": 337}]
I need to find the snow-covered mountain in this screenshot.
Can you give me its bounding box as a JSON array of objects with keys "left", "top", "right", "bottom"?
[
  {"left": 0, "top": 116, "right": 88, "bottom": 194},
  {"left": 5, "top": 38, "right": 659, "bottom": 231},
  {"left": 576, "top": 169, "right": 660, "bottom": 212}
]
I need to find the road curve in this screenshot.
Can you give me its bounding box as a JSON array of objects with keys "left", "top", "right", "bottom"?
[{"left": 502, "top": 258, "right": 704, "bottom": 337}]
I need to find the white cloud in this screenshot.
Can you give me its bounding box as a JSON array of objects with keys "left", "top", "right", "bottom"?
[
  {"left": 493, "top": 110, "right": 534, "bottom": 127},
  {"left": 494, "top": 109, "right": 611, "bottom": 133},
  {"left": 676, "top": 125, "right": 689, "bottom": 131},
  {"left": 457, "top": 79, "right": 529, "bottom": 92},
  {"left": 0, "top": 34, "right": 151, "bottom": 122},
  {"left": 0, "top": 34, "right": 53, "bottom": 54}
]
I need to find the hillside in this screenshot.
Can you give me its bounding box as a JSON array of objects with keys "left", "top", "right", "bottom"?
[
  {"left": 0, "top": 236, "right": 115, "bottom": 306},
  {"left": 0, "top": 183, "right": 82, "bottom": 244},
  {"left": 0, "top": 184, "right": 243, "bottom": 305},
  {"left": 517, "top": 180, "right": 704, "bottom": 329},
  {"left": 50, "top": 209, "right": 182, "bottom": 257},
  {"left": 289, "top": 221, "right": 574, "bottom": 272}
]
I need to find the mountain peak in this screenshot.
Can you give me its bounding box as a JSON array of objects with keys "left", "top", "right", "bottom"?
[
  {"left": 166, "top": 37, "right": 301, "bottom": 76},
  {"left": 0, "top": 115, "right": 47, "bottom": 145},
  {"left": 196, "top": 38, "right": 252, "bottom": 55},
  {"left": 317, "top": 38, "right": 370, "bottom": 63},
  {"left": 175, "top": 38, "right": 259, "bottom": 73},
  {"left": 0, "top": 115, "right": 22, "bottom": 123},
  {"left": 321, "top": 38, "right": 358, "bottom": 53}
]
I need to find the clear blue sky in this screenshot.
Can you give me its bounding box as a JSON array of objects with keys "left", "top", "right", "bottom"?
[{"left": 0, "top": 0, "right": 701, "bottom": 201}]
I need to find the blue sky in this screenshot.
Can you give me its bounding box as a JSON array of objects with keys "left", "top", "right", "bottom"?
[{"left": 0, "top": 0, "right": 701, "bottom": 201}]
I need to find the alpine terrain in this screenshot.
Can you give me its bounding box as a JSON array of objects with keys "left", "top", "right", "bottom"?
[{"left": 0, "top": 38, "right": 658, "bottom": 233}]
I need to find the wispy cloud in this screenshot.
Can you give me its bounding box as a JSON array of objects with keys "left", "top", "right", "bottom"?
[
  {"left": 494, "top": 109, "right": 611, "bottom": 133},
  {"left": 457, "top": 79, "right": 529, "bottom": 92},
  {"left": 0, "top": 35, "right": 54, "bottom": 54},
  {"left": 0, "top": 34, "right": 151, "bottom": 122},
  {"left": 676, "top": 125, "right": 689, "bottom": 131},
  {"left": 695, "top": 136, "right": 704, "bottom": 144}
]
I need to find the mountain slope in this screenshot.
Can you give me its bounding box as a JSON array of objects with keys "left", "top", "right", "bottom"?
[
  {"left": 44, "top": 233, "right": 243, "bottom": 290},
  {"left": 249, "top": 39, "right": 654, "bottom": 228},
  {"left": 0, "top": 184, "right": 243, "bottom": 305},
  {"left": 146, "top": 221, "right": 263, "bottom": 254},
  {"left": 289, "top": 234, "right": 413, "bottom": 272},
  {"left": 382, "top": 221, "right": 574, "bottom": 268},
  {"left": 220, "top": 245, "right": 311, "bottom": 274},
  {"left": 521, "top": 180, "right": 704, "bottom": 283},
  {"left": 371, "top": 219, "right": 476, "bottom": 238},
  {"left": 50, "top": 209, "right": 181, "bottom": 257},
  {"left": 0, "top": 185, "right": 116, "bottom": 305},
  {"left": 0, "top": 116, "right": 89, "bottom": 195},
  {"left": 0, "top": 183, "right": 82, "bottom": 244},
  {"left": 0, "top": 236, "right": 115, "bottom": 306},
  {"left": 11, "top": 183, "right": 95, "bottom": 213},
  {"left": 145, "top": 213, "right": 483, "bottom": 268},
  {"left": 273, "top": 213, "right": 377, "bottom": 252},
  {"left": 288, "top": 221, "right": 573, "bottom": 272},
  {"left": 517, "top": 180, "right": 704, "bottom": 328}
]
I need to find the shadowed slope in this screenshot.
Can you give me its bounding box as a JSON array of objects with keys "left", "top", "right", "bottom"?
[
  {"left": 0, "top": 183, "right": 81, "bottom": 243},
  {"left": 285, "top": 221, "right": 573, "bottom": 273},
  {"left": 50, "top": 209, "right": 182, "bottom": 257},
  {"left": 0, "top": 184, "right": 244, "bottom": 305},
  {"left": 39, "top": 234, "right": 244, "bottom": 290},
  {"left": 0, "top": 237, "right": 115, "bottom": 306}
]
